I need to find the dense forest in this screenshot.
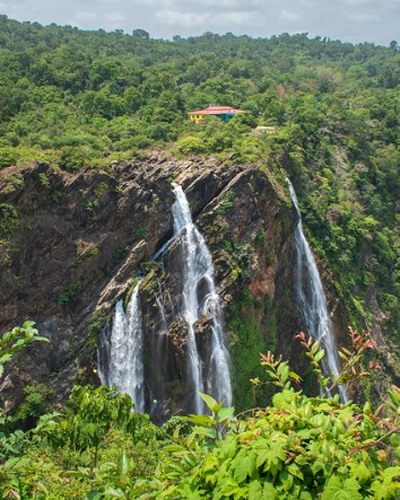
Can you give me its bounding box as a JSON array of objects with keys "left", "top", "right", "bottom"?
[{"left": 1, "top": 14, "right": 400, "bottom": 498}]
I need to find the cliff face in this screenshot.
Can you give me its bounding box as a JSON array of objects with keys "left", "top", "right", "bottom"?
[{"left": 0, "top": 152, "right": 331, "bottom": 416}]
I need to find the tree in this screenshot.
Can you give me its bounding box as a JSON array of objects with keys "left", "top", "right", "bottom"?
[
  {"left": 36, "top": 385, "right": 145, "bottom": 469},
  {"left": 132, "top": 29, "right": 149, "bottom": 40}
]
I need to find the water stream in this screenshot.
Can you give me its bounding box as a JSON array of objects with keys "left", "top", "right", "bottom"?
[
  {"left": 98, "top": 283, "right": 145, "bottom": 413},
  {"left": 171, "top": 183, "right": 232, "bottom": 413},
  {"left": 287, "top": 179, "right": 347, "bottom": 402}
]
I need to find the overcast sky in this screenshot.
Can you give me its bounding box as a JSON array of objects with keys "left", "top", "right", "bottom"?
[{"left": 0, "top": 0, "right": 398, "bottom": 46}]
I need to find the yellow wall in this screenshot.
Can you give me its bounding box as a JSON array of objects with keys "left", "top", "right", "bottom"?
[{"left": 189, "top": 114, "right": 203, "bottom": 122}]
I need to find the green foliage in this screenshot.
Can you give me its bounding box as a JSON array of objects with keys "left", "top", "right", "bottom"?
[
  {"left": 188, "top": 393, "right": 235, "bottom": 441},
  {"left": 0, "top": 428, "right": 160, "bottom": 499},
  {"left": 0, "top": 202, "right": 21, "bottom": 246},
  {"left": 88, "top": 309, "right": 112, "bottom": 341},
  {"left": 0, "top": 336, "right": 159, "bottom": 499},
  {"left": 129, "top": 347, "right": 400, "bottom": 499},
  {"left": 38, "top": 172, "right": 51, "bottom": 187},
  {"left": 35, "top": 385, "right": 147, "bottom": 469},
  {"left": 0, "top": 321, "right": 49, "bottom": 378},
  {"left": 176, "top": 136, "right": 206, "bottom": 154},
  {"left": 0, "top": 322, "right": 49, "bottom": 464},
  {"left": 162, "top": 416, "right": 193, "bottom": 438},
  {"left": 134, "top": 227, "right": 148, "bottom": 239},
  {"left": 0, "top": 147, "right": 16, "bottom": 169},
  {"left": 5, "top": 173, "right": 24, "bottom": 191},
  {"left": 14, "top": 382, "right": 54, "bottom": 428},
  {"left": 0, "top": 22, "right": 399, "bottom": 337},
  {"left": 1, "top": 18, "right": 400, "bottom": 498},
  {"left": 113, "top": 245, "right": 129, "bottom": 266},
  {"left": 1, "top": 330, "right": 400, "bottom": 499},
  {"left": 229, "top": 294, "right": 270, "bottom": 412},
  {"left": 58, "top": 146, "right": 99, "bottom": 173},
  {"left": 217, "top": 191, "right": 235, "bottom": 214},
  {"left": 56, "top": 281, "right": 82, "bottom": 305},
  {"left": 49, "top": 189, "right": 62, "bottom": 204}
]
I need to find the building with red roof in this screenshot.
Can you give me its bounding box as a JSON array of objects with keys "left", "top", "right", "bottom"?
[{"left": 188, "top": 104, "right": 246, "bottom": 123}]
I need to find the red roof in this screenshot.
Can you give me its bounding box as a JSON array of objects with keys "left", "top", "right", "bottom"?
[{"left": 188, "top": 105, "right": 245, "bottom": 115}]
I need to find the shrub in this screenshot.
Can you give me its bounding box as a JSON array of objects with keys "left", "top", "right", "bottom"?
[
  {"left": 0, "top": 147, "right": 17, "bottom": 169},
  {"left": 162, "top": 416, "right": 192, "bottom": 437},
  {"left": 15, "top": 382, "right": 54, "bottom": 429},
  {"left": 58, "top": 146, "right": 97, "bottom": 173},
  {"left": 56, "top": 281, "right": 82, "bottom": 305},
  {"left": 0, "top": 147, "right": 17, "bottom": 170},
  {"left": 176, "top": 136, "right": 206, "bottom": 154},
  {"left": 0, "top": 203, "right": 21, "bottom": 244},
  {"left": 35, "top": 385, "right": 146, "bottom": 469}
]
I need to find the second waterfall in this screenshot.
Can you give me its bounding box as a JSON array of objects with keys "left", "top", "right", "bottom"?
[
  {"left": 171, "top": 183, "right": 232, "bottom": 414},
  {"left": 287, "top": 179, "right": 348, "bottom": 402}
]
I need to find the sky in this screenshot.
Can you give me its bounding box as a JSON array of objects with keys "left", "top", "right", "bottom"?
[{"left": 0, "top": 0, "right": 398, "bottom": 46}]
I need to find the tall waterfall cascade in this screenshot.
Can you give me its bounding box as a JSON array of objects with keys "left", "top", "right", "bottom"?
[
  {"left": 287, "top": 179, "right": 348, "bottom": 403},
  {"left": 98, "top": 184, "right": 232, "bottom": 416},
  {"left": 98, "top": 283, "right": 145, "bottom": 413},
  {"left": 171, "top": 183, "right": 232, "bottom": 413}
]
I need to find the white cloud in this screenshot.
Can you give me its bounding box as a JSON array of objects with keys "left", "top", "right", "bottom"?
[
  {"left": 222, "top": 11, "right": 255, "bottom": 24},
  {"left": 340, "top": 0, "right": 400, "bottom": 5},
  {"left": 104, "top": 10, "right": 126, "bottom": 22},
  {"left": 342, "top": 0, "right": 375, "bottom": 5},
  {"left": 155, "top": 8, "right": 255, "bottom": 27},
  {"left": 280, "top": 9, "right": 301, "bottom": 21},
  {"left": 156, "top": 10, "right": 209, "bottom": 27},
  {"left": 0, "top": 0, "right": 37, "bottom": 18},
  {"left": 298, "top": 0, "right": 318, "bottom": 6},
  {"left": 74, "top": 10, "right": 98, "bottom": 22},
  {"left": 344, "top": 10, "right": 380, "bottom": 23},
  {"left": 160, "top": 0, "right": 262, "bottom": 8}
]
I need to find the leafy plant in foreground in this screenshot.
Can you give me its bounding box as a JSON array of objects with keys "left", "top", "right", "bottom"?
[
  {"left": 296, "top": 328, "right": 377, "bottom": 397},
  {"left": 130, "top": 334, "right": 400, "bottom": 499},
  {"left": 0, "top": 321, "right": 49, "bottom": 378},
  {"left": 0, "top": 322, "right": 49, "bottom": 475}
]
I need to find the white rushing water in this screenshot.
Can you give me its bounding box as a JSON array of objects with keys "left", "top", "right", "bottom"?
[
  {"left": 98, "top": 283, "right": 145, "bottom": 413},
  {"left": 287, "top": 179, "right": 348, "bottom": 402},
  {"left": 172, "top": 183, "right": 232, "bottom": 413}
]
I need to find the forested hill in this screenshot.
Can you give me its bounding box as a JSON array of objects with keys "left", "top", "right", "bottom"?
[
  {"left": 1, "top": 14, "right": 400, "bottom": 384},
  {"left": 1, "top": 14, "right": 400, "bottom": 159},
  {"left": 3, "top": 15, "right": 400, "bottom": 498}
]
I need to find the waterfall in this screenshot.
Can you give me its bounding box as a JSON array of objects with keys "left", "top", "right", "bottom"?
[
  {"left": 171, "top": 183, "right": 232, "bottom": 413},
  {"left": 98, "top": 283, "right": 145, "bottom": 413},
  {"left": 287, "top": 179, "right": 348, "bottom": 402},
  {"left": 98, "top": 184, "right": 232, "bottom": 417}
]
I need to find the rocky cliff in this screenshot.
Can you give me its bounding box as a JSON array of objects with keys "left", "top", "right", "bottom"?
[{"left": 0, "top": 151, "right": 348, "bottom": 417}]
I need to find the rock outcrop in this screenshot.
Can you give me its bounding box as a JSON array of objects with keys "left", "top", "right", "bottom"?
[{"left": 0, "top": 151, "right": 338, "bottom": 416}]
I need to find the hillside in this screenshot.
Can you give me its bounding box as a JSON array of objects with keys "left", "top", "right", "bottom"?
[
  {"left": 1, "top": 15, "right": 400, "bottom": 395},
  {"left": 1, "top": 16, "right": 400, "bottom": 499}
]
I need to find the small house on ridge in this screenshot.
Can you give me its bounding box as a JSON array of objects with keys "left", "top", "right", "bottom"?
[{"left": 188, "top": 104, "right": 246, "bottom": 123}]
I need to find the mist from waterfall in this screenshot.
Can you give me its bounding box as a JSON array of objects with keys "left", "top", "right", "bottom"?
[
  {"left": 98, "top": 283, "right": 145, "bottom": 413},
  {"left": 171, "top": 183, "right": 232, "bottom": 413},
  {"left": 287, "top": 179, "right": 348, "bottom": 402}
]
